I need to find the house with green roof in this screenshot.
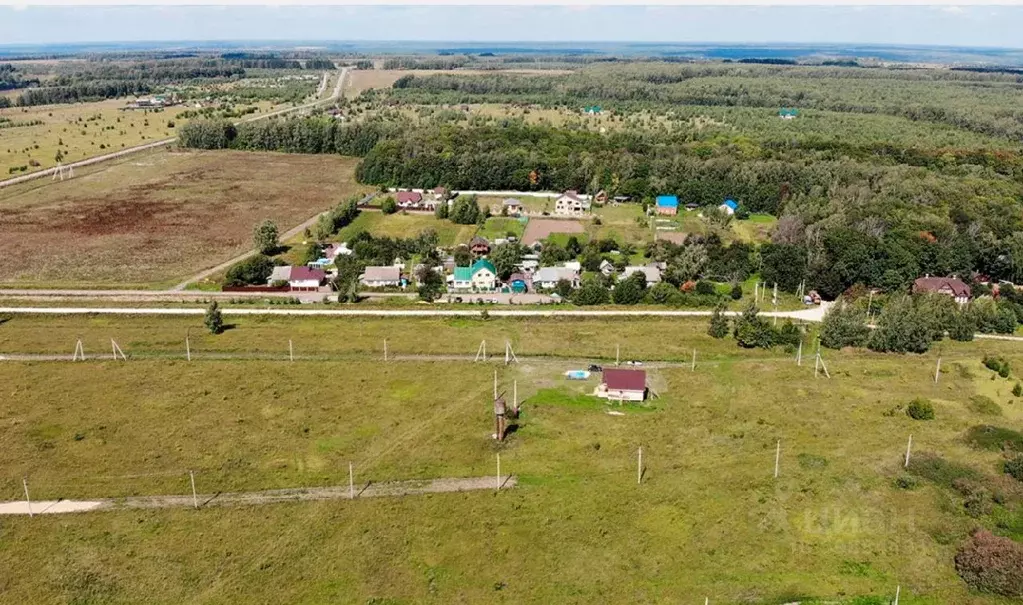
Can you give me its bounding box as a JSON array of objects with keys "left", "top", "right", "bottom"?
[{"left": 449, "top": 259, "right": 498, "bottom": 292}]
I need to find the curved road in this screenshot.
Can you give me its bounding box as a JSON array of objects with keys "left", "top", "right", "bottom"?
[{"left": 0, "top": 67, "right": 349, "bottom": 190}]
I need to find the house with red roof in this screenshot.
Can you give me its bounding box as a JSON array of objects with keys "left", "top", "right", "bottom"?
[
  {"left": 595, "top": 368, "right": 647, "bottom": 402},
  {"left": 913, "top": 276, "right": 971, "bottom": 305},
  {"left": 395, "top": 191, "right": 424, "bottom": 208}
]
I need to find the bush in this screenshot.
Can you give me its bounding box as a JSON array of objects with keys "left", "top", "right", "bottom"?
[
  {"left": 572, "top": 280, "right": 609, "bottom": 306},
  {"left": 380, "top": 196, "right": 397, "bottom": 214},
  {"left": 707, "top": 302, "right": 730, "bottom": 339},
  {"left": 955, "top": 530, "right": 1023, "bottom": 597},
  {"left": 1015, "top": 383, "right": 1023, "bottom": 397},
  {"left": 965, "top": 425, "right": 1023, "bottom": 452},
  {"left": 694, "top": 280, "right": 716, "bottom": 296},
  {"left": 204, "top": 301, "right": 224, "bottom": 335},
  {"left": 730, "top": 283, "right": 743, "bottom": 300},
  {"left": 906, "top": 398, "right": 935, "bottom": 421},
  {"left": 906, "top": 452, "right": 982, "bottom": 488},
  {"left": 894, "top": 474, "right": 919, "bottom": 490},
  {"left": 984, "top": 355, "right": 1010, "bottom": 377},
  {"left": 1004, "top": 455, "right": 1023, "bottom": 482},
  {"left": 820, "top": 302, "right": 869, "bottom": 349},
  {"left": 733, "top": 304, "right": 776, "bottom": 349},
  {"left": 868, "top": 297, "right": 934, "bottom": 353},
  {"left": 224, "top": 254, "right": 277, "bottom": 286},
  {"left": 968, "top": 395, "right": 1002, "bottom": 416}
]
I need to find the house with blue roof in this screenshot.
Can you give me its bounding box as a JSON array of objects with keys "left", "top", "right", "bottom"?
[
  {"left": 719, "top": 199, "right": 739, "bottom": 216},
  {"left": 655, "top": 195, "right": 679, "bottom": 216},
  {"left": 449, "top": 259, "right": 498, "bottom": 292}
]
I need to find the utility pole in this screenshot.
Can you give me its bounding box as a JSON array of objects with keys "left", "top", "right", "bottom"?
[
  {"left": 637, "top": 447, "right": 643, "bottom": 484},
  {"left": 774, "top": 440, "right": 781, "bottom": 478},
  {"left": 189, "top": 470, "right": 198, "bottom": 509},
  {"left": 22, "top": 477, "right": 32, "bottom": 517}
]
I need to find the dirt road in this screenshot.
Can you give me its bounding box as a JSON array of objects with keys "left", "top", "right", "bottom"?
[
  {"left": 0, "top": 304, "right": 832, "bottom": 321},
  {"left": 0, "top": 475, "right": 516, "bottom": 516}
]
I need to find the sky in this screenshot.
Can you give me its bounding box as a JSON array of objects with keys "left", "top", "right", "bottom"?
[{"left": 0, "top": 5, "right": 1021, "bottom": 48}]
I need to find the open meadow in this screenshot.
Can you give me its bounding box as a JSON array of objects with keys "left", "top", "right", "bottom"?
[
  {"left": 0, "top": 150, "right": 367, "bottom": 288},
  {"left": 0, "top": 314, "right": 1022, "bottom": 603},
  {"left": 0, "top": 98, "right": 282, "bottom": 177},
  {"left": 335, "top": 210, "right": 477, "bottom": 247}
]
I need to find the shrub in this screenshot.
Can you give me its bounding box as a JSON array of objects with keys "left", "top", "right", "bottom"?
[
  {"left": 820, "top": 302, "right": 869, "bottom": 349},
  {"left": 775, "top": 321, "right": 802, "bottom": 350},
  {"left": 224, "top": 254, "right": 277, "bottom": 286},
  {"left": 1014, "top": 383, "right": 1023, "bottom": 398},
  {"left": 984, "top": 355, "right": 1009, "bottom": 375},
  {"left": 694, "top": 280, "right": 716, "bottom": 296},
  {"left": 730, "top": 283, "right": 743, "bottom": 300},
  {"left": 906, "top": 452, "right": 982, "bottom": 488},
  {"left": 968, "top": 395, "right": 1003, "bottom": 416},
  {"left": 906, "top": 398, "right": 935, "bottom": 421},
  {"left": 733, "top": 303, "right": 775, "bottom": 349},
  {"left": 380, "top": 196, "right": 398, "bottom": 215},
  {"left": 1000, "top": 365, "right": 1011, "bottom": 379},
  {"left": 868, "top": 297, "right": 934, "bottom": 353},
  {"left": 204, "top": 301, "right": 223, "bottom": 335},
  {"left": 1004, "top": 455, "right": 1023, "bottom": 482},
  {"left": 707, "top": 302, "right": 730, "bottom": 339},
  {"left": 894, "top": 474, "right": 919, "bottom": 490},
  {"left": 955, "top": 530, "right": 1023, "bottom": 597},
  {"left": 965, "top": 425, "right": 1023, "bottom": 452}
]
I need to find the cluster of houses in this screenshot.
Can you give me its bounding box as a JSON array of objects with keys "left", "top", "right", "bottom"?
[{"left": 654, "top": 195, "right": 739, "bottom": 216}]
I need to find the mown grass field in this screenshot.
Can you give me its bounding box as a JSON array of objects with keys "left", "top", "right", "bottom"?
[
  {"left": 0, "top": 98, "right": 281, "bottom": 177},
  {"left": 0, "top": 315, "right": 1021, "bottom": 603},
  {"left": 336, "top": 211, "right": 477, "bottom": 247},
  {"left": 0, "top": 150, "right": 366, "bottom": 288}
]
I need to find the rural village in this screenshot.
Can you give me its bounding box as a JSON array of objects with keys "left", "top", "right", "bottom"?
[{"left": 2, "top": 22, "right": 1023, "bottom": 605}]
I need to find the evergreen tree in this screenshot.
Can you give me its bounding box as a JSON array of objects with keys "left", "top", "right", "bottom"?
[
  {"left": 204, "top": 301, "right": 224, "bottom": 335},
  {"left": 707, "top": 302, "right": 730, "bottom": 338}
]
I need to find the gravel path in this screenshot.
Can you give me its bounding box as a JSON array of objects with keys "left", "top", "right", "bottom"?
[
  {"left": 0, "top": 475, "right": 515, "bottom": 516},
  {"left": 0, "top": 304, "right": 832, "bottom": 321}
]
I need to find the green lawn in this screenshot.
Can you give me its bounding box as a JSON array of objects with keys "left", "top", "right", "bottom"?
[
  {"left": 336, "top": 211, "right": 477, "bottom": 247},
  {"left": 733, "top": 213, "right": 778, "bottom": 243},
  {"left": 0, "top": 314, "right": 1021, "bottom": 603},
  {"left": 476, "top": 216, "right": 526, "bottom": 241}
]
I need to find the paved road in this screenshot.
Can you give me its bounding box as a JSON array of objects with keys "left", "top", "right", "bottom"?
[
  {"left": 0, "top": 303, "right": 832, "bottom": 321},
  {"left": 0, "top": 67, "right": 348, "bottom": 190},
  {"left": 0, "top": 475, "right": 515, "bottom": 516}
]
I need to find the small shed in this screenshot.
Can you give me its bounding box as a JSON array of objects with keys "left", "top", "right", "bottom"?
[{"left": 596, "top": 368, "right": 647, "bottom": 402}]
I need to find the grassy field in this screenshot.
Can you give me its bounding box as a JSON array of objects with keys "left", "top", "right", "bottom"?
[
  {"left": 0, "top": 315, "right": 1022, "bottom": 603},
  {"left": 477, "top": 216, "right": 526, "bottom": 241},
  {"left": 0, "top": 98, "right": 280, "bottom": 177},
  {"left": 336, "top": 211, "right": 477, "bottom": 247},
  {"left": 0, "top": 150, "right": 367, "bottom": 288}
]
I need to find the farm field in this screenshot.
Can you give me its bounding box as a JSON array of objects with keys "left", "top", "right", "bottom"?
[
  {"left": 335, "top": 210, "right": 477, "bottom": 247},
  {"left": 0, "top": 98, "right": 281, "bottom": 177},
  {"left": 1, "top": 315, "right": 1022, "bottom": 603},
  {"left": 0, "top": 150, "right": 367, "bottom": 288}
]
